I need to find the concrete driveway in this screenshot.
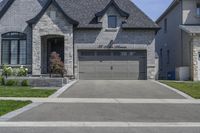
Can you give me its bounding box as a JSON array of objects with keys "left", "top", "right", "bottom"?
[{"left": 59, "top": 80, "right": 184, "bottom": 99}]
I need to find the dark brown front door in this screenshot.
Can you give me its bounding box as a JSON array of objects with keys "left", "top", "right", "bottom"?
[{"left": 47, "top": 38, "right": 64, "bottom": 72}]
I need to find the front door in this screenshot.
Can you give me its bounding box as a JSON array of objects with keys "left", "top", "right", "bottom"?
[{"left": 47, "top": 38, "right": 64, "bottom": 73}]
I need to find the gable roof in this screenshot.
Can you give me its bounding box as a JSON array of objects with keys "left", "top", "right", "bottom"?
[
  {"left": 95, "top": 0, "right": 129, "bottom": 18},
  {"left": 27, "top": 0, "right": 79, "bottom": 26},
  {"left": 0, "top": 0, "right": 159, "bottom": 29},
  {"left": 57, "top": 0, "right": 159, "bottom": 29}
]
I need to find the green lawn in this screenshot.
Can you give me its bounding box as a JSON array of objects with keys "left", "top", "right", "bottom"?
[
  {"left": 0, "top": 100, "right": 31, "bottom": 116},
  {"left": 0, "top": 86, "right": 57, "bottom": 97},
  {"left": 161, "top": 81, "right": 200, "bottom": 99}
]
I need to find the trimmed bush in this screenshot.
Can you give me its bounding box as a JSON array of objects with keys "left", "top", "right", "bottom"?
[
  {"left": 2, "top": 65, "right": 13, "bottom": 78},
  {"left": 18, "top": 66, "right": 28, "bottom": 77},
  {"left": 6, "top": 80, "right": 19, "bottom": 86},
  {"left": 21, "top": 80, "right": 29, "bottom": 86},
  {"left": 0, "top": 76, "right": 5, "bottom": 85},
  {"left": 49, "top": 52, "right": 67, "bottom": 77}
]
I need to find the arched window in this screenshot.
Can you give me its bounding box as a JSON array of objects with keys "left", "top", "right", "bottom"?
[{"left": 1, "top": 32, "right": 27, "bottom": 65}]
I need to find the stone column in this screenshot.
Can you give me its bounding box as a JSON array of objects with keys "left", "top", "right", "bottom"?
[
  {"left": 64, "top": 32, "right": 74, "bottom": 76},
  {"left": 32, "top": 28, "right": 41, "bottom": 75},
  {"left": 147, "top": 38, "right": 156, "bottom": 80},
  {"left": 192, "top": 37, "right": 200, "bottom": 81}
]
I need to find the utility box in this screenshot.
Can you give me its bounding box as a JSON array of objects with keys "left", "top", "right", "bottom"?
[{"left": 176, "top": 66, "right": 190, "bottom": 81}]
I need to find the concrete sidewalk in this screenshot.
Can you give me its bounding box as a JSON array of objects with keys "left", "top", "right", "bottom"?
[{"left": 8, "top": 103, "right": 200, "bottom": 122}]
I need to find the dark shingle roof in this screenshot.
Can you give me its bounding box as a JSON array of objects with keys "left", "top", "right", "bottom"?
[
  {"left": 0, "top": 0, "right": 159, "bottom": 29},
  {"left": 27, "top": 0, "right": 79, "bottom": 25},
  {"left": 56, "top": 0, "right": 159, "bottom": 29},
  {"left": 95, "top": 0, "right": 129, "bottom": 18}
]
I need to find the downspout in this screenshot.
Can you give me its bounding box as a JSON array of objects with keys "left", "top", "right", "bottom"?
[
  {"left": 30, "top": 24, "right": 33, "bottom": 75},
  {"left": 189, "top": 35, "right": 194, "bottom": 80}
]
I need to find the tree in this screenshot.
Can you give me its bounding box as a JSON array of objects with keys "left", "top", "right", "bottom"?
[{"left": 49, "top": 52, "right": 66, "bottom": 77}]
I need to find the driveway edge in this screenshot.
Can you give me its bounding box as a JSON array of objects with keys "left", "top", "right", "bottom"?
[
  {"left": 49, "top": 80, "right": 78, "bottom": 98},
  {"left": 0, "top": 80, "right": 78, "bottom": 121},
  {"left": 0, "top": 103, "right": 42, "bottom": 122},
  {"left": 153, "top": 81, "right": 194, "bottom": 100}
]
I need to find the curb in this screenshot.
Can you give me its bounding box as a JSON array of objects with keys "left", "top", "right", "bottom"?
[
  {"left": 153, "top": 81, "right": 194, "bottom": 100},
  {"left": 49, "top": 80, "right": 78, "bottom": 98},
  {"left": 0, "top": 80, "right": 78, "bottom": 121}
]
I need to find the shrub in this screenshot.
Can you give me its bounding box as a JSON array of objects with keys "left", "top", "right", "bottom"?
[
  {"left": 6, "top": 79, "right": 18, "bottom": 86},
  {"left": 0, "top": 76, "right": 5, "bottom": 85},
  {"left": 17, "top": 66, "right": 28, "bottom": 77},
  {"left": 2, "top": 65, "right": 13, "bottom": 78},
  {"left": 49, "top": 52, "right": 67, "bottom": 77},
  {"left": 21, "top": 80, "right": 29, "bottom": 86}
]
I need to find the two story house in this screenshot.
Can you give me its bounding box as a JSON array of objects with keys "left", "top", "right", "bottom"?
[
  {"left": 156, "top": 0, "right": 200, "bottom": 81},
  {"left": 0, "top": 0, "right": 159, "bottom": 80}
]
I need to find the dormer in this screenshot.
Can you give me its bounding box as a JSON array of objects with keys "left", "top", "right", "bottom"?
[{"left": 95, "top": 0, "right": 129, "bottom": 30}]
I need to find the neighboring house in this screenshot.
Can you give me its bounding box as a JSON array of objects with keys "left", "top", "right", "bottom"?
[
  {"left": 0, "top": 0, "right": 159, "bottom": 80},
  {"left": 156, "top": 0, "right": 200, "bottom": 81}
]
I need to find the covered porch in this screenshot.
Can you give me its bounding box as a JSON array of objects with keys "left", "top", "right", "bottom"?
[
  {"left": 41, "top": 35, "right": 64, "bottom": 74},
  {"left": 180, "top": 25, "right": 200, "bottom": 81}
]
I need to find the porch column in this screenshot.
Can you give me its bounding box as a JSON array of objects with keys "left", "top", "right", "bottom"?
[
  {"left": 147, "top": 38, "right": 156, "bottom": 80},
  {"left": 64, "top": 32, "right": 74, "bottom": 76},
  {"left": 192, "top": 37, "right": 200, "bottom": 81},
  {"left": 32, "top": 29, "right": 41, "bottom": 75}
]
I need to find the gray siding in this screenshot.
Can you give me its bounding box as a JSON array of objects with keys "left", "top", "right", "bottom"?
[{"left": 156, "top": 2, "right": 182, "bottom": 79}]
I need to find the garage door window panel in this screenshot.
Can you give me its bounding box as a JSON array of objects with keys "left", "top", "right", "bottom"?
[
  {"left": 97, "top": 51, "right": 111, "bottom": 56},
  {"left": 80, "top": 51, "right": 95, "bottom": 56}
]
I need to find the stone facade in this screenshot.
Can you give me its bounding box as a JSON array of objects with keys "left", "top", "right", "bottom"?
[
  {"left": 0, "top": 1, "right": 157, "bottom": 80},
  {"left": 5, "top": 77, "right": 68, "bottom": 87},
  {"left": 74, "top": 6, "right": 156, "bottom": 79},
  {"left": 32, "top": 4, "right": 74, "bottom": 76}
]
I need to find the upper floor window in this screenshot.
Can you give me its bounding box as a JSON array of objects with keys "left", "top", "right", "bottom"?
[
  {"left": 108, "top": 15, "right": 117, "bottom": 28},
  {"left": 1, "top": 32, "right": 27, "bottom": 65},
  {"left": 197, "top": 3, "right": 200, "bottom": 16},
  {"left": 50, "top": 11, "right": 56, "bottom": 20},
  {"left": 164, "top": 18, "right": 167, "bottom": 33}
]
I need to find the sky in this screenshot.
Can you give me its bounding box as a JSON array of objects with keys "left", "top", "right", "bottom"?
[{"left": 133, "top": 0, "right": 173, "bottom": 21}]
